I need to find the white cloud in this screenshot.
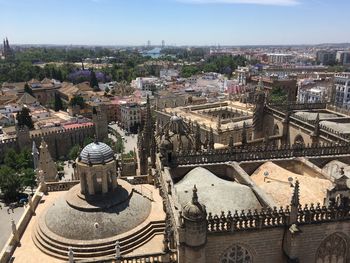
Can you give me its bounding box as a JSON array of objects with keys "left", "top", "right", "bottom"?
[{"left": 178, "top": 0, "right": 299, "bottom": 6}]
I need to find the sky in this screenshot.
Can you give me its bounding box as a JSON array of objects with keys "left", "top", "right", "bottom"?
[{"left": 0, "top": 0, "right": 349, "bottom": 46}]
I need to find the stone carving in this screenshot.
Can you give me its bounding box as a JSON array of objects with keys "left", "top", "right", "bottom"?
[
  {"left": 220, "top": 244, "right": 252, "bottom": 263},
  {"left": 316, "top": 233, "right": 347, "bottom": 263},
  {"left": 115, "top": 240, "right": 121, "bottom": 259},
  {"left": 168, "top": 142, "right": 350, "bottom": 166},
  {"left": 207, "top": 202, "right": 350, "bottom": 233}
]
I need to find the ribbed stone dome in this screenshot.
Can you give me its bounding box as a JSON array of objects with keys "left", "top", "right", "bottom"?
[{"left": 79, "top": 141, "right": 114, "bottom": 165}]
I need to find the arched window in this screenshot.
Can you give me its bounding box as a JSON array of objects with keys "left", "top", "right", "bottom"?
[
  {"left": 220, "top": 244, "right": 253, "bottom": 263},
  {"left": 294, "top": 134, "right": 305, "bottom": 146},
  {"left": 316, "top": 233, "right": 348, "bottom": 263},
  {"left": 273, "top": 124, "right": 280, "bottom": 136}
]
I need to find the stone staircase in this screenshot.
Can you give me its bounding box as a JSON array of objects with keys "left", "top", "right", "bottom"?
[{"left": 32, "top": 219, "right": 166, "bottom": 261}]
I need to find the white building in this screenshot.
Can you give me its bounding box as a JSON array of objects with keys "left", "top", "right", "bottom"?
[
  {"left": 0, "top": 103, "right": 22, "bottom": 118},
  {"left": 135, "top": 77, "right": 159, "bottom": 91},
  {"left": 120, "top": 102, "right": 142, "bottom": 133},
  {"left": 267, "top": 53, "right": 294, "bottom": 65},
  {"left": 160, "top": 69, "right": 179, "bottom": 80},
  {"left": 334, "top": 73, "right": 350, "bottom": 108},
  {"left": 298, "top": 86, "right": 327, "bottom": 103},
  {"left": 336, "top": 51, "right": 350, "bottom": 66}
]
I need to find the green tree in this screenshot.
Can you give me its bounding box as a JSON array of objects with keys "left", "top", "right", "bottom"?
[
  {"left": 68, "top": 145, "right": 81, "bottom": 160},
  {"left": 83, "top": 137, "right": 94, "bottom": 146},
  {"left": 16, "top": 107, "right": 34, "bottom": 129},
  {"left": 269, "top": 86, "right": 288, "bottom": 104},
  {"left": 116, "top": 136, "right": 124, "bottom": 153},
  {"left": 69, "top": 95, "right": 85, "bottom": 109},
  {"left": 56, "top": 161, "right": 64, "bottom": 172},
  {"left": 90, "top": 70, "right": 100, "bottom": 91},
  {"left": 20, "top": 168, "right": 36, "bottom": 194},
  {"left": 17, "top": 149, "right": 33, "bottom": 170},
  {"left": 0, "top": 166, "right": 22, "bottom": 202},
  {"left": 24, "top": 82, "right": 34, "bottom": 96},
  {"left": 54, "top": 93, "right": 63, "bottom": 111},
  {"left": 4, "top": 148, "right": 19, "bottom": 170}
]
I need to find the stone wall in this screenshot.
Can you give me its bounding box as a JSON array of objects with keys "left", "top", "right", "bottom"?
[
  {"left": 0, "top": 124, "right": 95, "bottom": 161},
  {"left": 290, "top": 222, "right": 350, "bottom": 263},
  {"left": 206, "top": 221, "right": 350, "bottom": 263},
  {"left": 0, "top": 138, "right": 18, "bottom": 161},
  {"left": 206, "top": 227, "right": 284, "bottom": 263},
  {"left": 0, "top": 185, "right": 44, "bottom": 263}
]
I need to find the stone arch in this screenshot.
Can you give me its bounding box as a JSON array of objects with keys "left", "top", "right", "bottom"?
[
  {"left": 220, "top": 243, "right": 254, "bottom": 263},
  {"left": 315, "top": 232, "right": 348, "bottom": 263},
  {"left": 294, "top": 134, "right": 305, "bottom": 146},
  {"left": 273, "top": 123, "right": 280, "bottom": 136}
]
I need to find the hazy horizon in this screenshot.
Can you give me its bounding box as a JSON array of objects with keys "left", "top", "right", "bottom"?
[{"left": 1, "top": 0, "right": 349, "bottom": 46}]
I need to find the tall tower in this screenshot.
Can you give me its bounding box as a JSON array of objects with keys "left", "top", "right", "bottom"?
[
  {"left": 162, "top": 40, "right": 165, "bottom": 48},
  {"left": 38, "top": 138, "right": 58, "bottom": 182},
  {"left": 142, "top": 95, "right": 153, "bottom": 157},
  {"left": 92, "top": 105, "right": 108, "bottom": 142},
  {"left": 16, "top": 125, "right": 31, "bottom": 150},
  {"left": 253, "top": 78, "right": 265, "bottom": 139},
  {"left": 179, "top": 185, "right": 207, "bottom": 263}
]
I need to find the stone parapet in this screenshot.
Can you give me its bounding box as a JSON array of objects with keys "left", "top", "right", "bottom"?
[
  {"left": 207, "top": 203, "right": 350, "bottom": 233},
  {"left": 168, "top": 142, "right": 350, "bottom": 166}
]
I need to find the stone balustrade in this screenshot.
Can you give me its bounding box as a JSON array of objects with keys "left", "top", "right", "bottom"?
[
  {"left": 168, "top": 142, "right": 350, "bottom": 166},
  {"left": 46, "top": 181, "right": 80, "bottom": 192},
  {"left": 207, "top": 203, "right": 350, "bottom": 233}
]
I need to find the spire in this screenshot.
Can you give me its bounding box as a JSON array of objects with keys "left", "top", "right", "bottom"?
[
  {"left": 40, "top": 137, "right": 48, "bottom": 148},
  {"left": 241, "top": 121, "right": 247, "bottom": 145},
  {"left": 209, "top": 127, "right": 214, "bottom": 150},
  {"left": 192, "top": 185, "right": 198, "bottom": 204},
  {"left": 143, "top": 94, "right": 153, "bottom": 157},
  {"left": 217, "top": 114, "right": 221, "bottom": 130},
  {"left": 229, "top": 135, "right": 234, "bottom": 148},
  {"left": 314, "top": 113, "right": 320, "bottom": 136},
  {"left": 32, "top": 141, "right": 39, "bottom": 170},
  {"left": 291, "top": 180, "right": 300, "bottom": 207},
  {"left": 257, "top": 77, "right": 264, "bottom": 91},
  {"left": 195, "top": 123, "right": 202, "bottom": 151},
  {"left": 150, "top": 131, "right": 156, "bottom": 168}
]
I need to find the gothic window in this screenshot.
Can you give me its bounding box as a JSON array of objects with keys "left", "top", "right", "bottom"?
[
  {"left": 220, "top": 244, "right": 252, "bottom": 263},
  {"left": 273, "top": 124, "right": 280, "bottom": 136},
  {"left": 316, "top": 233, "right": 348, "bottom": 263},
  {"left": 294, "top": 134, "right": 305, "bottom": 146}
]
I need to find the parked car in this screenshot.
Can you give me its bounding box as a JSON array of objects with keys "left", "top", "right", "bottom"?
[{"left": 18, "top": 198, "right": 28, "bottom": 206}]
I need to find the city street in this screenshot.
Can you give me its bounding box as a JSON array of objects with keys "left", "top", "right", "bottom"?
[
  {"left": 109, "top": 124, "right": 138, "bottom": 154},
  {"left": 0, "top": 201, "right": 25, "bottom": 251}
]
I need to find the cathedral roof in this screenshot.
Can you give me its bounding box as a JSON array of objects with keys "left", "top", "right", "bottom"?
[
  {"left": 175, "top": 167, "right": 262, "bottom": 215},
  {"left": 79, "top": 141, "right": 114, "bottom": 165}
]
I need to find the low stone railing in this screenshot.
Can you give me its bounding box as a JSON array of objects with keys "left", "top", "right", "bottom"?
[
  {"left": 0, "top": 184, "right": 44, "bottom": 263},
  {"left": 169, "top": 142, "right": 350, "bottom": 166},
  {"left": 78, "top": 250, "right": 178, "bottom": 263},
  {"left": 268, "top": 102, "right": 327, "bottom": 111},
  {"left": 46, "top": 180, "right": 80, "bottom": 192},
  {"left": 207, "top": 203, "right": 350, "bottom": 233},
  {"left": 118, "top": 250, "right": 177, "bottom": 263}
]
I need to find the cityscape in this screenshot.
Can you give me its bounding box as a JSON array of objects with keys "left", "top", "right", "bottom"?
[{"left": 1, "top": 0, "right": 350, "bottom": 262}]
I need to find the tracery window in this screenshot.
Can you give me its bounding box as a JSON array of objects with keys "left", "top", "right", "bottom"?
[
  {"left": 220, "top": 244, "right": 252, "bottom": 263},
  {"left": 316, "top": 233, "right": 347, "bottom": 263},
  {"left": 294, "top": 134, "right": 305, "bottom": 146}
]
